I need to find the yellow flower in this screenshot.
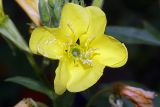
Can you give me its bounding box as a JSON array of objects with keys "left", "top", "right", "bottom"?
[{"left": 29, "top": 3, "right": 128, "bottom": 95}]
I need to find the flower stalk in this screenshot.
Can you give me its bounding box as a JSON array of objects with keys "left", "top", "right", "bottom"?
[{"left": 86, "top": 87, "right": 112, "bottom": 107}]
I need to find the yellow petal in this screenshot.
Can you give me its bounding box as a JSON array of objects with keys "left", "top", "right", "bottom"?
[
  {"left": 90, "top": 35, "right": 128, "bottom": 68},
  {"left": 60, "top": 3, "right": 89, "bottom": 42},
  {"left": 29, "top": 27, "right": 64, "bottom": 59},
  {"left": 46, "top": 27, "right": 70, "bottom": 43},
  {"left": 29, "top": 27, "right": 44, "bottom": 54},
  {"left": 66, "top": 60, "right": 105, "bottom": 92},
  {"left": 80, "top": 6, "right": 106, "bottom": 44},
  {"left": 54, "top": 58, "right": 69, "bottom": 95}
]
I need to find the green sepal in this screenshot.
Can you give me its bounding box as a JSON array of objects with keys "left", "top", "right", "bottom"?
[{"left": 0, "top": 15, "right": 30, "bottom": 53}]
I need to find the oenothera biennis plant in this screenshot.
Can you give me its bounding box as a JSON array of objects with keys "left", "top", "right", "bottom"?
[{"left": 29, "top": 3, "right": 128, "bottom": 95}]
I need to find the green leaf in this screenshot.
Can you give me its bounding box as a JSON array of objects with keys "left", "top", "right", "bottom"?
[
  {"left": 5, "top": 76, "right": 53, "bottom": 100},
  {"left": 143, "top": 21, "right": 160, "bottom": 39},
  {"left": 0, "top": 16, "right": 30, "bottom": 52},
  {"left": 92, "top": 0, "right": 104, "bottom": 8},
  {"left": 2, "top": 36, "right": 16, "bottom": 55},
  {"left": 107, "top": 26, "right": 160, "bottom": 46}
]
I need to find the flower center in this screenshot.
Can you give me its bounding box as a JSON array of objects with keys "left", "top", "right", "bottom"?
[
  {"left": 67, "top": 43, "right": 97, "bottom": 66},
  {"left": 72, "top": 48, "right": 81, "bottom": 57}
]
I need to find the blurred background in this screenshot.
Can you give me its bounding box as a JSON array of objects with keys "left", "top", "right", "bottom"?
[{"left": 0, "top": 0, "right": 160, "bottom": 106}]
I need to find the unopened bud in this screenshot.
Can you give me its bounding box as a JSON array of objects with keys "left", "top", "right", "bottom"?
[
  {"left": 15, "top": 0, "right": 40, "bottom": 26},
  {"left": 113, "top": 82, "right": 155, "bottom": 107}
]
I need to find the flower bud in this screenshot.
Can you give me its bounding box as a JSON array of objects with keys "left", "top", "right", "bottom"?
[
  {"left": 15, "top": 0, "right": 40, "bottom": 26},
  {"left": 38, "top": 0, "right": 51, "bottom": 26},
  {"left": 113, "top": 82, "right": 155, "bottom": 107}
]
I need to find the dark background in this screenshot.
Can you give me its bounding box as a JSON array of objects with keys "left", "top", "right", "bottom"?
[{"left": 0, "top": 0, "right": 160, "bottom": 106}]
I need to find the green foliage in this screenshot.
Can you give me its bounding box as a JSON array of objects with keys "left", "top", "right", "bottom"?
[
  {"left": 5, "top": 74, "right": 76, "bottom": 107},
  {"left": 0, "top": 15, "right": 43, "bottom": 83},
  {"left": 143, "top": 21, "right": 160, "bottom": 39},
  {"left": 39, "top": 0, "right": 51, "bottom": 26},
  {"left": 92, "top": 0, "right": 104, "bottom": 8},
  {"left": 39, "top": 0, "right": 64, "bottom": 27},
  {"left": 48, "top": 0, "right": 64, "bottom": 27},
  {"left": 107, "top": 26, "right": 160, "bottom": 46},
  {"left": 5, "top": 76, "right": 53, "bottom": 100},
  {"left": 0, "top": 16, "right": 30, "bottom": 52}
]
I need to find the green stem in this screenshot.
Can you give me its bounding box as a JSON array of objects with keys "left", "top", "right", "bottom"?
[
  {"left": 86, "top": 87, "right": 112, "bottom": 107},
  {"left": 26, "top": 53, "right": 41, "bottom": 75},
  {"left": 26, "top": 53, "right": 57, "bottom": 103},
  {"left": 25, "top": 53, "right": 51, "bottom": 90}
]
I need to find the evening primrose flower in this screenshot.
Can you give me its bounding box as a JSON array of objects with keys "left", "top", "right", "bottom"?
[{"left": 29, "top": 3, "right": 128, "bottom": 95}]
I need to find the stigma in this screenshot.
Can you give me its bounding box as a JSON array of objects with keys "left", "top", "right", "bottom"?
[
  {"left": 68, "top": 44, "right": 95, "bottom": 66},
  {"left": 72, "top": 48, "right": 81, "bottom": 57}
]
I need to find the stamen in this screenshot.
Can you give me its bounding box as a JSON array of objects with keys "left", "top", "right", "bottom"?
[
  {"left": 82, "top": 59, "right": 93, "bottom": 65},
  {"left": 68, "top": 43, "right": 97, "bottom": 66}
]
